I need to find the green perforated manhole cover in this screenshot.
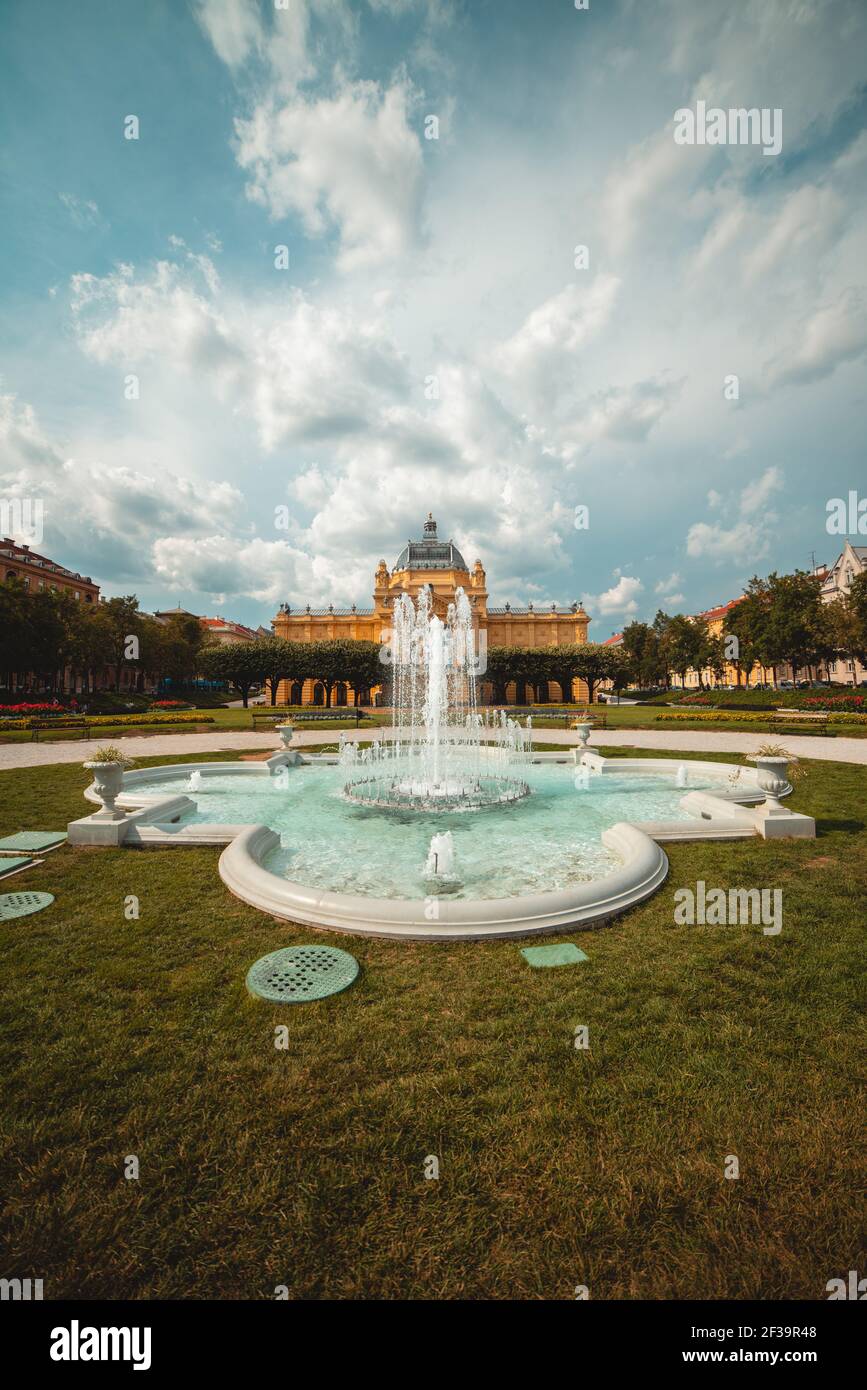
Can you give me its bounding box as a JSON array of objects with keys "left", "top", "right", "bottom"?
[
  {"left": 246, "top": 945, "right": 359, "bottom": 1003},
  {"left": 0, "top": 892, "right": 55, "bottom": 921}
]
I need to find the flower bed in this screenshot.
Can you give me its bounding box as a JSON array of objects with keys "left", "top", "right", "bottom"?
[
  {"left": 654, "top": 689, "right": 866, "bottom": 712},
  {"left": 655, "top": 709, "right": 867, "bottom": 725},
  {"left": 0, "top": 702, "right": 70, "bottom": 716},
  {"left": 0, "top": 712, "right": 214, "bottom": 733}
]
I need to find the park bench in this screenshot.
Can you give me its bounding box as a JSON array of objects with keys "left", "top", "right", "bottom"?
[
  {"left": 492, "top": 705, "right": 607, "bottom": 729},
  {"left": 30, "top": 717, "right": 89, "bottom": 742},
  {"left": 293, "top": 709, "right": 370, "bottom": 726},
  {"left": 770, "top": 710, "right": 831, "bottom": 737},
  {"left": 253, "top": 708, "right": 370, "bottom": 727}
]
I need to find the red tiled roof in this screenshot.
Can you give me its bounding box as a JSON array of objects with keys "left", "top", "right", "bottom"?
[
  {"left": 199, "top": 616, "right": 259, "bottom": 639},
  {"left": 693, "top": 597, "right": 744, "bottom": 622}
]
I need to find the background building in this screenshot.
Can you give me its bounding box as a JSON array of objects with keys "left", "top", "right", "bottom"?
[
  {"left": 1, "top": 537, "right": 99, "bottom": 603},
  {"left": 273, "top": 514, "right": 591, "bottom": 705},
  {"left": 816, "top": 540, "right": 867, "bottom": 685}
]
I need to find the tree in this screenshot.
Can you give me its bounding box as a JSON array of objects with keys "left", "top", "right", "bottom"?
[
  {"left": 342, "top": 640, "right": 383, "bottom": 706},
  {"left": 0, "top": 579, "right": 28, "bottom": 691},
  {"left": 697, "top": 630, "right": 727, "bottom": 687},
  {"left": 764, "top": 571, "right": 828, "bottom": 684},
  {"left": 563, "top": 643, "right": 619, "bottom": 704},
  {"left": 90, "top": 596, "right": 144, "bottom": 691},
  {"left": 198, "top": 642, "right": 265, "bottom": 707},
  {"left": 661, "top": 614, "right": 702, "bottom": 688},
  {"left": 620, "top": 622, "right": 666, "bottom": 689},
  {"left": 27, "top": 590, "right": 74, "bottom": 693},
  {"left": 484, "top": 647, "right": 513, "bottom": 704},
  {"left": 826, "top": 576, "right": 867, "bottom": 682},
  {"left": 254, "top": 638, "right": 307, "bottom": 706},
  {"left": 726, "top": 592, "right": 767, "bottom": 687}
]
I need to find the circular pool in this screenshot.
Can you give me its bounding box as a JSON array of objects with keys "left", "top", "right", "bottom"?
[{"left": 124, "top": 757, "right": 751, "bottom": 904}]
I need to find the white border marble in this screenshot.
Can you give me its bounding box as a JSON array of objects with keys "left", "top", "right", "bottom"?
[{"left": 68, "top": 751, "right": 815, "bottom": 939}]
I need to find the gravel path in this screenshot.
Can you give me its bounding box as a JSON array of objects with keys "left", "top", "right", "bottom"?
[{"left": 1, "top": 726, "right": 864, "bottom": 769}]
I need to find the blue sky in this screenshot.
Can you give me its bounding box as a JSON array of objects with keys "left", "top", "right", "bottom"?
[{"left": 1, "top": 0, "right": 866, "bottom": 637}]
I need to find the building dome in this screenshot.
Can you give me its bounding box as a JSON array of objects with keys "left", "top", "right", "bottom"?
[{"left": 393, "top": 513, "right": 468, "bottom": 573}]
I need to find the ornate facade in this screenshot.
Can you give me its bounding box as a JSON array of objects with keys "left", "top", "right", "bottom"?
[{"left": 273, "top": 515, "right": 591, "bottom": 705}]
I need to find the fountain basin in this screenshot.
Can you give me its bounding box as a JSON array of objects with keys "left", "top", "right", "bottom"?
[{"left": 217, "top": 820, "right": 669, "bottom": 940}]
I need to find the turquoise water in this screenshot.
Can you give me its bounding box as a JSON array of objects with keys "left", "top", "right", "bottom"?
[{"left": 131, "top": 761, "right": 734, "bottom": 900}]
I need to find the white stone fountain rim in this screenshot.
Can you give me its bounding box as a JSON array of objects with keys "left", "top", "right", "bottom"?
[{"left": 74, "top": 752, "right": 799, "bottom": 940}]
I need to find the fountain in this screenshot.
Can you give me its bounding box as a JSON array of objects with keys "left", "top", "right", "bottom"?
[
  {"left": 188, "top": 770, "right": 203, "bottom": 791},
  {"left": 676, "top": 764, "right": 688, "bottom": 788},
  {"left": 342, "top": 585, "right": 530, "bottom": 812},
  {"left": 423, "top": 831, "right": 462, "bottom": 891}
]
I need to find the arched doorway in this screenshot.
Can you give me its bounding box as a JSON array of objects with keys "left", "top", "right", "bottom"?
[
  {"left": 290, "top": 682, "right": 302, "bottom": 705},
  {"left": 313, "top": 682, "right": 325, "bottom": 706},
  {"left": 335, "top": 682, "right": 348, "bottom": 707}
]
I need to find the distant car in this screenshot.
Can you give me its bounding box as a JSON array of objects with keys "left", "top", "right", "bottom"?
[{"left": 778, "top": 680, "right": 794, "bottom": 689}]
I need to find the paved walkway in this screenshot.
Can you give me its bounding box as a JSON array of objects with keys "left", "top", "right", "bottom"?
[{"left": 1, "top": 726, "right": 865, "bottom": 769}]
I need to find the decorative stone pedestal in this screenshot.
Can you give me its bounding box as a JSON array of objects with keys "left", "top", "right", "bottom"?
[
  {"left": 84, "top": 760, "right": 126, "bottom": 822},
  {"left": 749, "top": 755, "right": 815, "bottom": 840}
]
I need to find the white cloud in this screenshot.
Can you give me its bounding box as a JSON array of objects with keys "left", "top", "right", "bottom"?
[
  {"left": 0, "top": 394, "right": 245, "bottom": 585},
  {"left": 655, "top": 571, "right": 681, "bottom": 594},
  {"left": 583, "top": 573, "right": 644, "bottom": 617},
  {"left": 764, "top": 287, "right": 867, "bottom": 389},
  {"left": 686, "top": 466, "right": 783, "bottom": 564},
  {"left": 686, "top": 518, "right": 771, "bottom": 564},
  {"left": 739, "top": 465, "right": 782, "bottom": 516},
  {"left": 493, "top": 276, "right": 620, "bottom": 388},
  {"left": 234, "top": 76, "right": 424, "bottom": 270},
  {"left": 193, "top": 0, "right": 263, "bottom": 68},
  {"left": 151, "top": 534, "right": 318, "bottom": 606},
  {"left": 193, "top": 0, "right": 312, "bottom": 87},
  {"left": 70, "top": 261, "right": 242, "bottom": 390},
  {"left": 68, "top": 258, "right": 411, "bottom": 450},
  {"left": 58, "top": 192, "right": 102, "bottom": 229}
]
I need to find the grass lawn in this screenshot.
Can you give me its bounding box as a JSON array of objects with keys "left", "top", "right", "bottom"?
[{"left": 0, "top": 747, "right": 864, "bottom": 1299}]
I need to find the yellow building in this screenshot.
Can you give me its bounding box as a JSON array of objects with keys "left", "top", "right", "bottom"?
[
  {"left": 680, "top": 599, "right": 776, "bottom": 689},
  {"left": 273, "top": 514, "right": 591, "bottom": 705}
]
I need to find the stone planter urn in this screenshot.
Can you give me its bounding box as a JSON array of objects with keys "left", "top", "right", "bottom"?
[
  {"left": 84, "top": 760, "right": 126, "bottom": 822},
  {"left": 749, "top": 755, "right": 789, "bottom": 812},
  {"left": 573, "top": 721, "right": 593, "bottom": 749},
  {"left": 275, "top": 723, "right": 294, "bottom": 750}
]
